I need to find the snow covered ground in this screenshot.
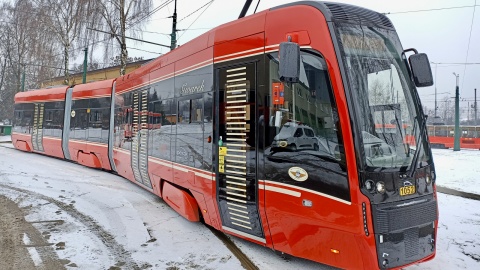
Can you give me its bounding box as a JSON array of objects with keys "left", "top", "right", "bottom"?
[
  {"left": 0, "top": 135, "right": 479, "bottom": 269},
  {"left": 433, "top": 148, "right": 480, "bottom": 195}
]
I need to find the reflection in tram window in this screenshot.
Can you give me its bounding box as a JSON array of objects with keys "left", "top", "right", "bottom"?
[
  {"left": 176, "top": 95, "right": 209, "bottom": 169},
  {"left": 265, "top": 51, "right": 349, "bottom": 202}
]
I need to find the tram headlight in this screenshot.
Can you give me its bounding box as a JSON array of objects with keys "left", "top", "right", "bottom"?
[
  {"left": 365, "top": 180, "right": 375, "bottom": 193},
  {"left": 376, "top": 181, "right": 386, "bottom": 194}
]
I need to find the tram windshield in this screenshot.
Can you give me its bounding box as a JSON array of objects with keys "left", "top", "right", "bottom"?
[{"left": 335, "top": 23, "right": 431, "bottom": 170}]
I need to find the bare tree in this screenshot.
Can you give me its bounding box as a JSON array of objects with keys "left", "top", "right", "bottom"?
[
  {"left": 96, "top": 0, "right": 153, "bottom": 75},
  {"left": 36, "top": 0, "right": 99, "bottom": 85},
  {"left": 0, "top": 0, "right": 65, "bottom": 121},
  {"left": 438, "top": 96, "right": 455, "bottom": 125},
  {"left": 368, "top": 79, "right": 392, "bottom": 105}
]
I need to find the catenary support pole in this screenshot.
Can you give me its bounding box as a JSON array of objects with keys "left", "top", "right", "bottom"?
[
  {"left": 475, "top": 88, "right": 477, "bottom": 126},
  {"left": 170, "top": 0, "right": 177, "bottom": 51},
  {"left": 82, "top": 48, "right": 88, "bottom": 84},
  {"left": 453, "top": 73, "right": 460, "bottom": 151}
]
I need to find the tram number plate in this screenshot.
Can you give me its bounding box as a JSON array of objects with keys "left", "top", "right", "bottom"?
[{"left": 399, "top": 185, "right": 416, "bottom": 196}]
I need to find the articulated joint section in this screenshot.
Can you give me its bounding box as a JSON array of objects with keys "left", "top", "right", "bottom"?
[{"left": 371, "top": 194, "right": 437, "bottom": 269}]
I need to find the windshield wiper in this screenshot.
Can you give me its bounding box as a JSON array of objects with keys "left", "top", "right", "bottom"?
[{"left": 408, "top": 116, "right": 427, "bottom": 177}]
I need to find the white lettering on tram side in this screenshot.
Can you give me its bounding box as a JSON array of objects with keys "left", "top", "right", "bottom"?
[{"left": 181, "top": 80, "right": 205, "bottom": 95}]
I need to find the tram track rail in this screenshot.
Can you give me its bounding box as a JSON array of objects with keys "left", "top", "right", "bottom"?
[
  {"left": 437, "top": 186, "right": 480, "bottom": 201},
  {"left": 207, "top": 226, "right": 259, "bottom": 270}
]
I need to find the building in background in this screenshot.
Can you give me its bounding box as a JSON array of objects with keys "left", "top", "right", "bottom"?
[{"left": 39, "top": 59, "right": 152, "bottom": 88}]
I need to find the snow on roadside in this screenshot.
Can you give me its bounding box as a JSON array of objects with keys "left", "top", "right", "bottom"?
[
  {"left": 0, "top": 135, "right": 11, "bottom": 143},
  {"left": 433, "top": 148, "right": 480, "bottom": 195},
  {"left": 0, "top": 139, "right": 479, "bottom": 269},
  {"left": 406, "top": 193, "right": 480, "bottom": 269},
  {"left": 0, "top": 147, "right": 242, "bottom": 269}
]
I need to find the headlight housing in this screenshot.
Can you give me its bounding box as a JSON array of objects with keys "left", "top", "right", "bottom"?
[{"left": 376, "top": 181, "right": 386, "bottom": 194}]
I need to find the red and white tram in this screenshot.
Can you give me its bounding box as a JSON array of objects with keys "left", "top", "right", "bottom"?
[{"left": 12, "top": 2, "right": 438, "bottom": 269}]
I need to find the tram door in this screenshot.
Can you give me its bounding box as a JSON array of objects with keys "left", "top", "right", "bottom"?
[
  {"left": 130, "top": 89, "right": 152, "bottom": 189},
  {"left": 32, "top": 103, "right": 44, "bottom": 152},
  {"left": 215, "top": 63, "right": 265, "bottom": 243}
]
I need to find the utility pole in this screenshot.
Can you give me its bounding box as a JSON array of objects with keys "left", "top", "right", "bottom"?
[
  {"left": 475, "top": 88, "right": 477, "bottom": 126},
  {"left": 170, "top": 0, "right": 177, "bottom": 51},
  {"left": 453, "top": 73, "right": 460, "bottom": 151},
  {"left": 82, "top": 48, "right": 88, "bottom": 84},
  {"left": 468, "top": 102, "right": 470, "bottom": 123},
  {"left": 433, "top": 62, "right": 438, "bottom": 118}
]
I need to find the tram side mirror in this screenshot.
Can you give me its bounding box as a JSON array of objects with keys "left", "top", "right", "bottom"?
[
  {"left": 409, "top": 53, "right": 434, "bottom": 87},
  {"left": 279, "top": 42, "right": 300, "bottom": 83}
]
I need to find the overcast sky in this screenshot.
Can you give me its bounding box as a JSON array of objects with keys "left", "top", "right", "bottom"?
[{"left": 124, "top": 0, "right": 479, "bottom": 118}]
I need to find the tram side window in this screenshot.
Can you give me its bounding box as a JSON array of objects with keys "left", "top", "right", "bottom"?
[
  {"left": 43, "top": 110, "right": 54, "bottom": 137},
  {"left": 22, "top": 110, "right": 33, "bottom": 134},
  {"left": 264, "top": 51, "right": 350, "bottom": 202},
  {"left": 87, "top": 109, "right": 102, "bottom": 141},
  {"left": 176, "top": 96, "right": 205, "bottom": 169},
  {"left": 149, "top": 100, "right": 173, "bottom": 161},
  {"left": 86, "top": 98, "right": 110, "bottom": 144},
  {"left": 203, "top": 92, "right": 213, "bottom": 169},
  {"left": 14, "top": 110, "right": 23, "bottom": 131},
  {"left": 14, "top": 103, "right": 34, "bottom": 134},
  {"left": 42, "top": 101, "right": 65, "bottom": 138},
  {"left": 70, "top": 99, "right": 89, "bottom": 141},
  {"left": 113, "top": 92, "right": 132, "bottom": 149}
]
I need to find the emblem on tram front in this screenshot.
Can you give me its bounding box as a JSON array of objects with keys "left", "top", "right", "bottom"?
[{"left": 288, "top": 167, "right": 308, "bottom": 182}]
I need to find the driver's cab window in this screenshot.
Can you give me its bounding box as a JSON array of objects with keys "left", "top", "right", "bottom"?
[{"left": 265, "top": 50, "right": 349, "bottom": 201}]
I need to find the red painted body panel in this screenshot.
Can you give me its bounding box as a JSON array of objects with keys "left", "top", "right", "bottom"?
[
  {"left": 262, "top": 5, "right": 377, "bottom": 269},
  {"left": 15, "top": 86, "right": 68, "bottom": 103},
  {"left": 262, "top": 181, "right": 364, "bottom": 267},
  {"left": 77, "top": 150, "right": 102, "bottom": 168},
  {"left": 13, "top": 87, "right": 68, "bottom": 158},
  {"left": 213, "top": 12, "right": 266, "bottom": 47},
  {"left": 112, "top": 148, "right": 136, "bottom": 183},
  {"left": 162, "top": 181, "right": 200, "bottom": 222},
  {"left": 69, "top": 140, "right": 111, "bottom": 170},
  {"left": 42, "top": 137, "right": 64, "bottom": 159},
  {"left": 11, "top": 133, "right": 32, "bottom": 152},
  {"left": 72, "top": 79, "right": 114, "bottom": 99}
]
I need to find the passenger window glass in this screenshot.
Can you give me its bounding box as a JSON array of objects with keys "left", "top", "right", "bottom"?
[
  {"left": 191, "top": 98, "right": 203, "bottom": 123},
  {"left": 265, "top": 51, "right": 350, "bottom": 202},
  {"left": 176, "top": 96, "right": 205, "bottom": 168},
  {"left": 178, "top": 100, "right": 190, "bottom": 123}
]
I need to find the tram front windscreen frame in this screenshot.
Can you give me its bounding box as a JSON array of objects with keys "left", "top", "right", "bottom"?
[{"left": 334, "top": 22, "right": 432, "bottom": 172}]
